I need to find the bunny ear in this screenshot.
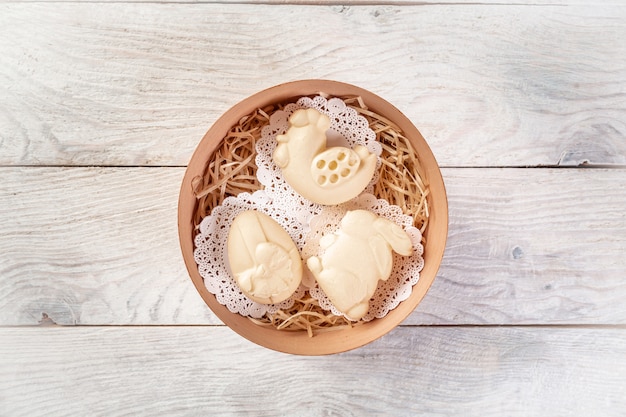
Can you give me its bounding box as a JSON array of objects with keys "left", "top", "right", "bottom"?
[{"left": 373, "top": 218, "right": 413, "bottom": 256}]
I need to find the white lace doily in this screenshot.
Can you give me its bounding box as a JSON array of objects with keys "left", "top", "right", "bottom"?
[{"left": 193, "top": 96, "right": 425, "bottom": 322}]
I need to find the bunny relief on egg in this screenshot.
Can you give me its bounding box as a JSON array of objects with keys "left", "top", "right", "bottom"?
[
  {"left": 272, "top": 108, "right": 377, "bottom": 205},
  {"left": 306, "top": 209, "right": 414, "bottom": 321},
  {"left": 227, "top": 210, "right": 302, "bottom": 305}
]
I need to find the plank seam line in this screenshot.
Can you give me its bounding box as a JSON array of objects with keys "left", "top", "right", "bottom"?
[
  {"left": 0, "top": 165, "right": 188, "bottom": 169},
  {"left": 2, "top": 324, "right": 626, "bottom": 329},
  {"left": 0, "top": 1, "right": 573, "bottom": 5},
  {"left": 1, "top": 165, "right": 624, "bottom": 169}
]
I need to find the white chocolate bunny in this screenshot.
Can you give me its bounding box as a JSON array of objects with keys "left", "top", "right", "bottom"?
[
  {"left": 306, "top": 210, "right": 413, "bottom": 320},
  {"left": 273, "top": 108, "right": 377, "bottom": 205}
]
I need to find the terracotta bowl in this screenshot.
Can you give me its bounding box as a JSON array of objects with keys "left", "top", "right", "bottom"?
[{"left": 178, "top": 80, "right": 448, "bottom": 355}]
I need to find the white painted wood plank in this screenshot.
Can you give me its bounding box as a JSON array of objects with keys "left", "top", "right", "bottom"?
[
  {"left": 1, "top": 326, "right": 625, "bottom": 416},
  {"left": 1, "top": 167, "right": 624, "bottom": 326},
  {"left": 413, "top": 167, "right": 626, "bottom": 324},
  {"left": 0, "top": 167, "right": 217, "bottom": 325},
  {"left": 4, "top": 0, "right": 623, "bottom": 5},
  {"left": 1, "top": 4, "right": 624, "bottom": 167}
]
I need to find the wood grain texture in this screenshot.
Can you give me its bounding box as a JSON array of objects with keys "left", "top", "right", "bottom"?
[
  {"left": 1, "top": 4, "right": 624, "bottom": 167},
  {"left": 0, "top": 167, "right": 217, "bottom": 325},
  {"left": 1, "top": 167, "right": 624, "bottom": 326},
  {"left": 2, "top": 326, "right": 625, "bottom": 416},
  {"left": 6, "top": 0, "right": 623, "bottom": 4},
  {"left": 413, "top": 167, "right": 626, "bottom": 325},
  {"left": 2, "top": 1, "right": 624, "bottom": 414}
]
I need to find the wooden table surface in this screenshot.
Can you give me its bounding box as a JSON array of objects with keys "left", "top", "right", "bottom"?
[{"left": 2, "top": 0, "right": 625, "bottom": 415}]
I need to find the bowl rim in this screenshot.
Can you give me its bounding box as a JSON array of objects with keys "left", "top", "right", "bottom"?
[{"left": 178, "top": 79, "right": 448, "bottom": 355}]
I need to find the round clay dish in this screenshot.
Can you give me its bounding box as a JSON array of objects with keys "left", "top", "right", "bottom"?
[{"left": 178, "top": 79, "right": 448, "bottom": 355}]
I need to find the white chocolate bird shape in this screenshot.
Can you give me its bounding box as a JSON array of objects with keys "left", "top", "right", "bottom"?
[
  {"left": 306, "top": 210, "right": 413, "bottom": 321},
  {"left": 273, "top": 108, "right": 377, "bottom": 205},
  {"left": 227, "top": 210, "right": 302, "bottom": 304}
]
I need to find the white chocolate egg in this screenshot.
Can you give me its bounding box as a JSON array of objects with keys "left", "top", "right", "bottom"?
[{"left": 227, "top": 210, "right": 302, "bottom": 304}]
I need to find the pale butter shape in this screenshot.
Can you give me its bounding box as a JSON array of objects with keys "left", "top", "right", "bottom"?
[
  {"left": 306, "top": 210, "right": 413, "bottom": 320},
  {"left": 273, "top": 108, "right": 377, "bottom": 205},
  {"left": 227, "top": 210, "right": 302, "bottom": 304}
]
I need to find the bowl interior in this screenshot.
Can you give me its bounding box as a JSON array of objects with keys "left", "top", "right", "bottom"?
[{"left": 178, "top": 80, "right": 448, "bottom": 355}]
